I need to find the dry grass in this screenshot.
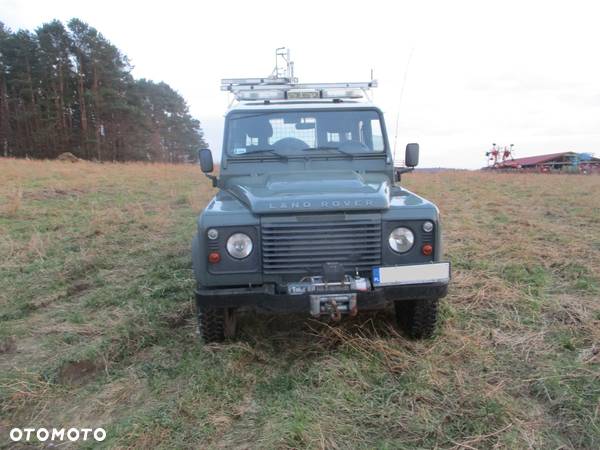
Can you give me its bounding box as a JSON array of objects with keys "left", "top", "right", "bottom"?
[
  {"left": 2, "top": 187, "right": 22, "bottom": 217},
  {"left": 0, "top": 158, "right": 599, "bottom": 448}
]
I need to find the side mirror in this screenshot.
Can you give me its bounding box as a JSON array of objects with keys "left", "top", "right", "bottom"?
[
  {"left": 198, "top": 148, "right": 213, "bottom": 173},
  {"left": 405, "top": 143, "right": 419, "bottom": 167}
]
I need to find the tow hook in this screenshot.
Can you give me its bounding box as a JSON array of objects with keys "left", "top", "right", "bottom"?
[
  {"left": 349, "top": 301, "right": 358, "bottom": 317},
  {"left": 329, "top": 299, "right": 342, "bottom": 322}
]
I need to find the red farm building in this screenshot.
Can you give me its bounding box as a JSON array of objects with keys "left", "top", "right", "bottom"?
[{"left": 487, "top": 151, "right": 600, "bottom": 174}]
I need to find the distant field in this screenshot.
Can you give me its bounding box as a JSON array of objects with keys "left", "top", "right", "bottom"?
[{"left": 1, "top": 159, "right": 599, "bottom": 449}]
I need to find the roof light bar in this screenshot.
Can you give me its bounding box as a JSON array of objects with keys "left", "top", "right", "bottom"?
[
  {"left": 237, "top": 90, "right": 286, "bottom": 101},
  {"left": 321, "top": 88, "right": 363, "bottom": 99},
  {"left": 221, "top": 79, "right": 377, "bottom": 102},
  {"left": 287, "top": 89, "right": 320, "bottom": 99}
]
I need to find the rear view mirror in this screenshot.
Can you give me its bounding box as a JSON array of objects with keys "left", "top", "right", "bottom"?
[
  {"left": 405, "top": 143, "right": 419, "bottom": 167},
  {"left": 198, "top": 148, "right": 214, "bottom": 173}
]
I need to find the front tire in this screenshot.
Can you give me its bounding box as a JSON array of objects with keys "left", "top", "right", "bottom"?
[
  {"left": 394, "top": 299, "right": 439, "bottom": 339},
  {"left": 197, "top": 306, "right": 237, "bottom": 343}
]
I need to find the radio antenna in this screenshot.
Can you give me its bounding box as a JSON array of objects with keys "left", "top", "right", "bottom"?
[{"left": 393, "top": 47, "right": 414, "bottom": 164}]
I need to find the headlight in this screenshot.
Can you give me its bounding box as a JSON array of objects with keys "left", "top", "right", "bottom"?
[
  {"left": 388, "top": 227, "right": 414, "bottom": 253},
  {"left": 226, "top": 233, "right": 253, "bottom": 259}
]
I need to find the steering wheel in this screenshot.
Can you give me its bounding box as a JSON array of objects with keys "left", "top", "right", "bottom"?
[{"left": 272, "top": 137, "right": 309, "bottom": 151}]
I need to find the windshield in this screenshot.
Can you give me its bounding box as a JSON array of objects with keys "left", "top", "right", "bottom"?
[{"left": 226, "top": 109, "right": 386, "bottom": 157}]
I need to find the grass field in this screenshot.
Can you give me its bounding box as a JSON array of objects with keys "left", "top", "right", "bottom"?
[{"left": 1, "top": 158, "right": 599, "bottom": 449}]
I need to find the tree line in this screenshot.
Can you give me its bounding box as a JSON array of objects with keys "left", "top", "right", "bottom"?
[{"left": 0, "top": 19, "right": 206, "bottom": 162}]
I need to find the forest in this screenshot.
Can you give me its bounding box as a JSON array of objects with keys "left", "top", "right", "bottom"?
[{"left": 0, "top": 19, "right": 205, "bottom": 162}]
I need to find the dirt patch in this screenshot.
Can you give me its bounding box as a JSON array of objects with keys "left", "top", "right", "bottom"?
[
  {"left": 162, "top": 303, "right": 193, "bottom": 328},
  {"left": 0, "top": 336, "right": 17, "bottom": 354},
  {"left": 58, "top": 359, "right": 101, "bottom": 385},
  {"left": 26, "top": 293, "right": 63, "bottom": 312},
  {"left": 67, "top": 280, "right": 92, "bottom": 296},
  {"left": 25, "top": 187, "right": 86, "bottom": 200},
  {"left": 57, "top": 152, "right": 80, "bottom": 162}
]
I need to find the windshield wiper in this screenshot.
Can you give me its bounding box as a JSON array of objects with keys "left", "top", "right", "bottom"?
[
  {"left": 236, "top": 148, "right": 288, "bottom": 160},
  {"left": 302, "top": 146, "right": 354, "bottom": 158}
]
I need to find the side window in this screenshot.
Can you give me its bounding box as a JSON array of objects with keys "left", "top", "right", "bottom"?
[{"left": 370, "top": 119, "right": 384, "bottom": 152}]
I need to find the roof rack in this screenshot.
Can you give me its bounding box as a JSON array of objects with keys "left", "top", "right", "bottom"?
[{"left": 221, "top": 48, "right": 377, "bottom": 102}]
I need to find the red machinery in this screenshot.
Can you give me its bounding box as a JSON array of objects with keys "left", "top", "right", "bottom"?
[
  {"left": 486, "top": 143, "right": 514, "bottom": 167},
  {"left": 486, "top": 143, "right": 499, "bottom": 167}
]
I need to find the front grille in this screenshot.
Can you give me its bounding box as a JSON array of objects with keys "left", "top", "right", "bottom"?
[{"left": 261, "top": 216, "right": 381, "bottom": 275}]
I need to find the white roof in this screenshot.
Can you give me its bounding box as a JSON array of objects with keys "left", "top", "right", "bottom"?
[{"left": 228, "top": 100, "right": 379, "bottom": 112}]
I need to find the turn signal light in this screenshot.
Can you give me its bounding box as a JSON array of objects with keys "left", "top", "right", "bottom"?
[
  {"left": 422, "top": 244, "right": 433, "bottom": 256},
  {"left": 208, "top": 251, "right": 221, "bottom": 264}
]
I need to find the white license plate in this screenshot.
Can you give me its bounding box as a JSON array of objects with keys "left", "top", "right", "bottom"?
[{"left": 372, "top": 262, "right": 450, "bottom": 287}]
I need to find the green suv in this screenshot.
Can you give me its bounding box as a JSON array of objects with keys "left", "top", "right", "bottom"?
[{"left": 192, "top": 79, "right": 450, "bottom": 342}]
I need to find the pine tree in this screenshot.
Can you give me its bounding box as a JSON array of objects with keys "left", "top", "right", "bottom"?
[
  {"left": 36, "top": 20, "right": 74, "bottom": 156},
  {"left": 0, "top": 18, "right": 206, "bottom": 162},
  {"left": 0, "top": 23, "right": 11, "bottom": 157}
]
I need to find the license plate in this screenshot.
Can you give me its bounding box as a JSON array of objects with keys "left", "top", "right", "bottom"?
[{"left": 372, "top": 262, "right": 450, "bottom": 287}]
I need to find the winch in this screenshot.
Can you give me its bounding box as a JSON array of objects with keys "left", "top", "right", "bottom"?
[{"left": 286, "top": 267, "right": 371, "bottom": 320}]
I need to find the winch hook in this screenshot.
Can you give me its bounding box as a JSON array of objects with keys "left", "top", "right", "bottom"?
[{"left": 330, "top": 299, "right": 342, "bottom": 322}]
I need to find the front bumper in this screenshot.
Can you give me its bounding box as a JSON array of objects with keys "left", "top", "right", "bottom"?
[{"left": 195, "top": 282, "right": 448, "bottom": 313}]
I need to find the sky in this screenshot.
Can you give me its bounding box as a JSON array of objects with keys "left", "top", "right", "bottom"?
[{"left": 2, "top": 0, "right": 600, "bottom": 168}]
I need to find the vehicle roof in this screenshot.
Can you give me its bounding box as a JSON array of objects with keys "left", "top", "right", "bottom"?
[{"left": 227, "top": 100, "right": 380, "bottom": 113}]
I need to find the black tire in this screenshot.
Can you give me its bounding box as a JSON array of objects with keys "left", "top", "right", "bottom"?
[
  {"left": 394, "top": 299, "right": 439, "bottom": 339},
  {"left": 197, "top": 306, "right": 237, "bottom": 343}
]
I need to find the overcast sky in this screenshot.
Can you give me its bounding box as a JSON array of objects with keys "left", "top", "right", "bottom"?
[{"left": 3, "top": 0, "right": 600, "bottom": 168}]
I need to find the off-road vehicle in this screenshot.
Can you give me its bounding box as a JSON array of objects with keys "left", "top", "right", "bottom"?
[{"left": 192, "top": 61, "right": 450, "bottom": 342}]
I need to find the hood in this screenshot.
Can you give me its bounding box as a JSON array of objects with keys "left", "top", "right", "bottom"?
[{"left": 226, "top": 171, "right": 391, "bottom": 214}]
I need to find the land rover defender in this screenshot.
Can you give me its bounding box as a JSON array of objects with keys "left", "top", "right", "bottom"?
[{"left": 191, "top": 73, "right": 450, "bottom": 343}]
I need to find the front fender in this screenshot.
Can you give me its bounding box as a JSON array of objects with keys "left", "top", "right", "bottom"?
[{"left": 192, "top": 191, "right": 263, "bottom": 287}]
